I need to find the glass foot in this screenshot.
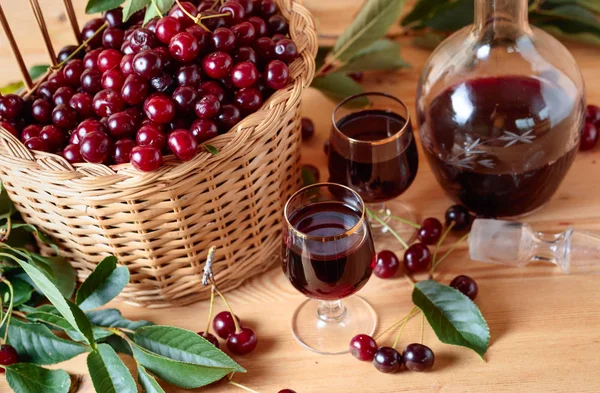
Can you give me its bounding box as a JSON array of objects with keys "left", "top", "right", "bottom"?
[
  {"left": 291, "top": 296, "right": 377, "bottom": 355},
  {"left": 368, "top": 200, "right": 419, "bottom": 245}
]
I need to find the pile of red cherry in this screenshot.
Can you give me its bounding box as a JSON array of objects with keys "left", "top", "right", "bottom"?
[
  {"left": 200, "top": 310, "right": 258, "bottom": 355},
  {"left": 0, "top": 0, "right": 298, "bottom": 171},
  {"left": 580, "top": 104, "right": 600, "bottom": 151}
]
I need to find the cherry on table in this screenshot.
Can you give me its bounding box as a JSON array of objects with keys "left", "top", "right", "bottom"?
[
  {"left": 213, "top": 311, "right": 241, "bottom": 339},
  {"left": 579, "top": 122, "right": 598, "bottom": 151},
  {"left": 349, "top": 334, "right": 378, "bottom": 361},
  {"left": 374, "top": 250, "right": 400, "bottom": 279},
  {"left": 278, "top": 390, "right": 296, "bottom": 393},
  {"left": 301, "top": 118, "right": 314, "bottom": 141},
  {"left": 0, "top": 344, "right": 18, "bottom": 372},
  {"left": 403, "top": 243, "right": 431, "bottom": 273},
  {"left": 227, "top": 327, "right": 257, "bottom": 355},
  {"left": 417, "top": 217, "right": 443, "bottom": 245},
  {"left": 586, "top": 105, "right": 600, "bottom": 126},
  {"left": 198, "top": 331, "right": 220, "bottom": 348},
  {"left": 450, "top": 275, "right": 478, "bottom": 300},
  {"left": 402, "top": 343, "right": 434, "bottom": 372},
  {"left": 372, "top": 346, "right": 402, "bottom": 373},
  {"left": 445, "top": 204, "right": 471, "bottom": 231}
]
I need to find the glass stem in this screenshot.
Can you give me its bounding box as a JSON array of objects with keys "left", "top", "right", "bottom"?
[
  {"left": 475, "top": 0, "right": 530, "bottom": 30},
  {"left": 317, "top": 300, "right": 347, "bottom": 322}
]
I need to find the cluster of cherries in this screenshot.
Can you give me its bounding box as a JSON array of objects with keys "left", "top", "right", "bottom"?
[
  {"left": 580, "top": 104, "right": 600, "bottom": 151},
  {"left": 0, "top": 0, "right": 298, "bottom": 171},
  {"left": 200, "top": 310, "right": 258, "bottom": 355}
]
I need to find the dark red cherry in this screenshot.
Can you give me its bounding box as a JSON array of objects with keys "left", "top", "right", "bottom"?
[
  {"left": 97, "top": 49, "right": 123, "bottom": 73},
  {"left": 56, "top": 45, "right": 82, "bottom": 63},
  {"left": 264, "top": 60, "right": 289, "bottom": 89},
  {"left": 234, "top": 88, "right": 262, "bottom": 114},
  {"left": 259, "top": 0, "right": 277, "bottom": 17},
  {"left": 213, "top": 311, "right": 241, "bottom": 339},
  {"left": 0, "top": 344, "right": 19, "bottom": 371},
  {"left": 107, "top": 112, "right": 137, "bottom": 139},
  {"left": 168, "top": 129, "right": 198, "bottom": 161},
  {"left": 71, "top": 119, "right": 106, "bottom": 145},
  {"left": 217, "top": 104, "right": 242, "bottom": 130},
  {"left": 52, "top": 104, "right": 77, "bottom": 130},
  {"left": 449, "top": 275, "right": 478, "bottom": 300},
  {"left": 349, "top": 334, "right": 378, "bottom": 361},
  {"left": 53, "top": 86, "right": 75, "bottom": 106},
  {"left": 253, "top": 37, "right": 275, "bottom": 62},
  {"left": 403, "top": 243, "right": 431, "bottom": 273},
  {"left": 374, "top": 250, "right": 400, "bottom": 279},
  {"left": 186, "top": 25, "right": 212, "bottom": 53},
  {"left": 104, "top": 8, "right": 123, "bottom": 28},
  {"left": 226, "top": 328, "right": 257, "bottom": 355},
  {"left": 101, "top": 69, "right": 125, "bottom": 91},
  {"left": 133, "top": 50, "right": 163, "bottom": 79},
  {"left": 63, "top": 59, "right": 84, "bottom": 86},
  {"left": 103, "top": 28, "right": 125, "bottom": 49},
  {"left": 48, "top": 70, "right": 66, "bottom": 88},
  {"left": 169, "top": 32, "right": 200, "bottom": 62},
  {"left": 144, "top": 94, "right": 176, "bottom": 124},
  {"left": 0, "top": 121, "right": 18, "bottom": 138},
  {"left": 63, "top": 143, "right": 83, "bottom": 163},
  {"left": 129, "top": 28, "right": 159, "bottom": 53},
  {"left": 130, "top": 145, "right": 163, "bottom": 171},
  {"left": 403, "top": 343, "right": 434, "bottom": 372},
  {"left": 278, "top": 390, "right": 296, "bottom": 393},
  {"left": 137, "top": 125, "right": 167, "bottom": 150},
  {"left": 219, "top": 1, "right": 246, "bottom": 24},
  {"left": 150, "top": 72, "right": 176, "bottom": 93},
  {"left": 231, "top": 22, "right": 256, "bottom": 46},
  {"left": 69, "top": 92, "right": 93, "bottom": 118},
  {"left": 247, "top": 16, "right": 268, "bottom": 37},
  {"left": 112, "top": 138, "right": 135, "bottom": 164},
  {"left": 172, "top": 86, "right": 199, "bottom": 114},
  {"left": 274, "top": 39, "right": 298, "bottom": 63},
  {"left": 80, "top": 131, "right": 111, "bottom": 164},
  {"left": 445, "top": 205, "right": 471, "bottom": 231},
  {"left": 81, "top": 18, "right": 105, "bottom": 48},
  {"left": 200, "top": 10, "right": 226, "bottom": 30},
  {"left": 155, "top": 16, "right": 182, "bottom": 44},
  {"left": 586, "top": 104, "right": 600, "bottom": 126},
  {"left": 417, "top": 218, "right": 443, "bottom": 245},
  {"left": 373, "top": 347, "right": 402, "bottom": 374},
  {"left": 202, "top": 52, "right": 233, "bottom": 79},
  {"left": 231, "top": 61, "right": 258, "bottom": 88},
  {"left": 580, "top": 122, "right": 598, "bottom": 151},
  {"left": 31, "top": 98, "right": 53, "bottom": 124},
  {"left": 93, "top": 89, "right": 125, "bottom": 117},
  {"left": 195, "top": 95, "right": 221, "bottom": 119},
  {"left": 168, "top": 1, "right": 198, "bottom": 28},
  {"left": 267, "top": 14, "right": 288, "bottom": 35},
  {"left": 175, "top": 64, "right": 202, "bottom": 87},
  {"left": 211, "top": 27, "right": 237, "bottom": 53},
  {"left": 301, "top": 117, "right": 314, "bottom": 140},
  {"left": 37, "top": 82, "right": 55, "bottom": 101},
  {"left": 0, "top": 94, "right": 24, "bottom": 119},
  {"left": 21, "top": 124, "right": 42, "bottom": 143},
  {"left": 121, "top": 74, "right": 150, "bottom": 105},
  {"left": 120, "top": 54, "right": 135, "bottom": 76},
  {"left": 199, "top": 81, "right": 226, "bottom": 102},
  {"left": 190, "top": 119, "right": 219, "bottom": 143},
  {"left": 231, "top": 0, "right": 254, "bottom": 14},
  {"left": 234, "top": 46, "right": 258, "bottom": 64},
  {"left": 80, "top": 69, "right": 103, "bottom": 93},
  {"left": 25, "top": 137, "right": 50, "bottom": 152},
  {"left": 40, "top": 125, "right": 66, "bottom": 151},
  {"left": 83, "top": 49, "right": 102, "bottom": 70},
  {"left": 198, "top": 332, "right": 220, "bottom": 348},
  {"left": 271, "top": 33, "right": 286, "bottom": 42}
]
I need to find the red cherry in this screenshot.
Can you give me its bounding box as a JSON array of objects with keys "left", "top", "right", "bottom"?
[
  {"left": 97, "top": 49, "right": 123, "bottom": 73},
  {"left": 190, "top": 119, "right": 219, "bottom": 143},
  {"left": 40, "top": 125, "right": 66, "bottom": 152},
  {"left": 226, "top": 327, "right": 257, "bottom": 355},
  {"left": 213, "top": 311, "right": 241, "bottom": 339},
  {"left": 168, "top": 130, "right": 198, "bottom": 161},
  {"left": 264, "top": 60, "right": 289, "bottom": 89},
  {"left": 131, "top": 145, "right": 163, "bottom": 171},
  {"left": 93, "top": 89, "right": 125, "bottom": 117},
  {"left": 403, "top": 243, "right": 432, "bottom": 273},
  {"left": 0, "top": 121, "right": 19, "bottom": 138},
  {"left": 101, "top": 69, "right": 125, "bottom": 91},
  {"left": 373, "top": 250, "right": 400, "bottom": 279},
  {"left": 25, "top": 137, "right": 50, "bottom": 152},
  {"left": 63, "top": 143, "right": 83, "bottom": 163},
  {"left": 231, "top": 22, "right": 256, "bottom": 45},
  {"left": 69, "top": 92, "right": 94, "bottom": 118},
  {"left": 580, "top": 122, "right": 598, "bottom": 151},
  {"left": 219, "top": 1, "right": 246, "bottom": 24},
  {"left": 112, "top": 139, "right": 135, "bottom": 164},
  {"left": 80, "top": 131, "right": 112, "bottom": 164},
  {"left": 168, "top": 1, "right": 198, "bottom": 28},
  {"left": 169, "top": 32, "right": 200, "bottom": 62},
  {"left": 137, "top": 125, "right": 167, "bottom": 150},
  {"left": 202, "top": 52, "right": 233, "bottom": 79},
  {"left": 155, "top": 16, "right": 182, "bottom": 44},
  {"left": 231, "top": 61, "right": 258, "bottom": 88},
  {"left": 417, "top": 218, "right": 443, "bottom": 245},
  {"left": 21, "top": 124, "right": 42, "bottom": 143},
  {"left": 349, "top": 334, "right": 378, "bottom": 361},
  {"left": 198, "top": 331, "right": 220, "bottom": 348},
  {"left": 107, "top": 112, "right": 137, "bottom": 139},
  {"left": 0, "top": 344, "right": 18, "bottom": 372},
  {"left": 247, "top": 16, "right": 268, "bottom": 37},
  {"left": 144, "top": 94, "right": 176, "bottom": 124},
  {"left": 195, "top": 95, "right": 221, "bottom": 119}
]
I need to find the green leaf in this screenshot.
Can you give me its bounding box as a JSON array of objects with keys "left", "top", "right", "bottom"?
[
  {"left": 76, "top": 256, "right": 129, "bottom": 310},
  {"left": 86, "top": 0, "right": 126, "bottom": 13},
  {"left": 541, "top": 24, "right": 600, "bottom": 46},
  {"left": 315, "top": 46, "right": 332, "bottom": 69},
  {"left": 103, "top": 335, "right": 133, "bottom": 356},
  {"left": 5, "top": 363, "right": 70, "bottom": 393},
  {"left": 87, "top": 344, "right": 137, "bottom": 393},
  {"left": 133, "top": 325, "right": 244, "bottom": 372},
  {"left": 311, "top": 73, "right": 367, "bottom": 106},
  {"left": 123, "top": 0, "right": 150, "bottom": 21},
  {"left": 422, "top": 0, "right": 473, "bottom": 31},
  {"left": 301, "top": 167, "right": 317, "bottom": 186},
  {"left": 144, "top": 0, "right": 175, "bottom": 24},
  {"left": 1, "top": 278, "right": 33, "bottom": 307},
  {"left": 331, "top": 0, "right": 407, "bottom": 62},
  {"left": 27, "top": 311, "right": 113, "bottom": 342},
  {"left": 137, "top": 365, "right": 166, "bottom": 393},
  {"left": 532, "top": 5, "right": 600, "bottom": 46},
  {"left": 337, "top": 40, "right": 409, "bottom": 73},
  {"left": 4, "top": 319, "right": 87, "bottom": 365},
  {"left": 15, "top": 260, "right": 97, "bottom": 348},
  {"left": 545, "top": 0, "right": 600, "bottom": 14},
  {"left": 0, "top": 182, "right": 15, "bottom": 218},
  {"left": 30, "top": 255, "right": 75, "bottom": 298},
  {"left": 204, "top": 144, "right": 218, "bottom": 155},
  {"left": 412, "top": 280, "right": 490, "bottom": 358},
  {"left": 132, "top": 344, "right": 234, "bottom": 389},
  {"left": 86, "top": 308, "right": 154, "bottom": 331},
  {"left": 0, "top": 65, "right": 50, "bottom": 95},
  {"left": 401, "top": 0, "right": 447, "bottom": 27},
  {"left": 412, "top": 32, "right": 446, "bottom": 50}
]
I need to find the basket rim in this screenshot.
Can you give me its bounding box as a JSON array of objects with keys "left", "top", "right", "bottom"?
[{"left": 0, "top": 0, "right": 316, "bottom": 181}]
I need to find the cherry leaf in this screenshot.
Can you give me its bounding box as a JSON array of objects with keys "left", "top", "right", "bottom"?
[
  {"left": 75, "top": 256, "right": 130, "bottom": 310},
  {"left": 86, "top": 0, "right": 126, "bottom": 14},
  {"left": 311, "top": 73, "right": 368, "bottom": 106},
  {"left": 137, "top": 365, "right": 167, "bottom": 393},
  {"left": 88, "top": 344, "right": 137, "bottom": 393},
  {"left": 5, "top": 363, "right": 70, "bottom": 393},
  {"left": 123, "top": 0, "right": 151, "bottom": 22}
]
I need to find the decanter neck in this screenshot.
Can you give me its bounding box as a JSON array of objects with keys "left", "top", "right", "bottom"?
[{"left": 475, "top": 0, "right": 530, "bottom": 32}]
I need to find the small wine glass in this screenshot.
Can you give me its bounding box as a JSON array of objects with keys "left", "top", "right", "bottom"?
[
  {"left": 282, "top": 182, "right": 377, "bottom": 355},
  {"left": 328, "top": 92, "right": 419, "bottom": 242}
]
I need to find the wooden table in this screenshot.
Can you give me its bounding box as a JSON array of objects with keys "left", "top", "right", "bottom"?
[{"left": 1, "top": 1, "right": 600, "bottom": 392}]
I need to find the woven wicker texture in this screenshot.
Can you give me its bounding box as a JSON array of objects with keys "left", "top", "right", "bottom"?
[{"left": 0, "top": 0, "right": 317, "bottom": 308}]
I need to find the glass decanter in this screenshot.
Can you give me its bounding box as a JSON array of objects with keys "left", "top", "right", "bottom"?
[{"left": 416, "top": 0, "right": 586, "bottom": 218}]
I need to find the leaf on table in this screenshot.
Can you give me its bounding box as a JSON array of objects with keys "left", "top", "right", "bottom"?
[
  {"left": 137, "top": 365, "right": 167, "bottom": 393},
  {"left": 144, "top": 0, "right": 175, "bottom": 24},
  {"left": 87, "top": 344, "right": 137, "bottom": 393},
  {"left": 0, "top": 65, "right": 50, "bottom": 95},
  {"left": 76, "top": 256, "right": 129, "bottom": 310},
  {"left": 133, "top": 325, "right": 244, "bottom": 372},
  {"left": 123, "top": 0, "right": 150, "bottom": 22},
  {"left": 86, "top": 308, "right": 154, "bottom": 331},
  {"left": 3, "top": 319, "right": 87, "bottom": 365},
  {"left": 27, "top": 311, "right": 113, "bottom": 342},
  {"left": 132, "top": 344, "right": 235, "bottom": 389},
  {"left": 30, "top": 254, "right": 76, "bottom": 298},
  {"left": 337, "top": 39, "right": 409, "bottom": 73},
  {"left": 532, "top": 4, "right": 600, "bottom": 46},
  {"left": 330, "top": 0, "right": 408, "bottom": 63},
  {"left": 0, "top": 278, "right": 33, "bottom": 307},
  {"left": 15, "top": 260, "right": 97, "bottom": 347},
  {"left": 86, "top": 0, "right": 126, "bottom": 14},
  {"left": 5, "top": 363, "right": 70, "bottom": 393},
  {"left": 412, "top": 280, "right": 490, "bottom": 358},
  {"left": 310, "top": 73, "right": 367, "bottom": 106}
]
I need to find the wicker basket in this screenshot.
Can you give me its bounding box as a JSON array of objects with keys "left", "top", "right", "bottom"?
[{"left": 0, "top": 0, "right": 317, "bottom": 308}]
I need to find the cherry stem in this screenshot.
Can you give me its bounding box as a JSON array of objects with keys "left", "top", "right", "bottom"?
[
  {"left": 431, "top": 221, "right": 454, "bottom": 273},
  {"left": 213, "top": 285, "right": 241, "bottom": 333},
  {"left": 420, "top": 312, "right": 425, "bottom": 344},
  {"left": 366, "top": 208, "right": 409, "bottom": 249},
  {"left": 229, "top": 380, "right": 260, "bottom": 393},
  {"left": 1, "top": 215, "right": 12, "bottom": 242},
  {"left": 209, "top": 0, "right": 220, "bottom": 11},
  {"left": 200, "top": 12, "right": 232, "bottom": 19},
  {"left": 393, "top": 306, "right": 420, "bottom": 348},
  {"left": 205, "top": 287, "right": 215, "bottom": 334},
  {"left": 0, "top": 277, "right": 14, "bottom": 344},
  {"left": 388, "top": 214, "right": 421, "bottom": 229},
  {"left": 430, "top": 232, "right": 470, "bottom": 274},
  {"left": 375, "top": 308, "right": 420, "bottom": 340}
]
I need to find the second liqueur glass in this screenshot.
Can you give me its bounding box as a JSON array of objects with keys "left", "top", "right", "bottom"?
[
  {"left": 283, "top": 183, "right": 377, "bottom": 355},
  {"left": 328, "top": 92, "right": 419, "bottom": 241}
]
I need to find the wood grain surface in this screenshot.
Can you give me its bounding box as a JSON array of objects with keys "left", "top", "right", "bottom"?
[{"left": 1, "top": 1, "right": 600, "bottom": 392}]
